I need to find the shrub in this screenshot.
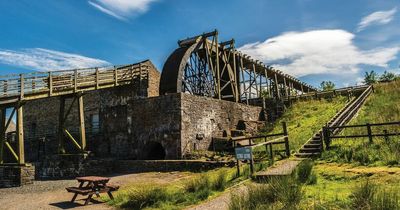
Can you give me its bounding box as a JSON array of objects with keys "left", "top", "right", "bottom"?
[
  {"left": 296, "top": 160, "right": 314, "bottom": 184},
  {"left": 307, "top": 172, "right": 318, "bottom": 185}
]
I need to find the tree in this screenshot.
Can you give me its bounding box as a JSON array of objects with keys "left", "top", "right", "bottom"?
[
  {"left": 320, "top": 81, "right": 335, "bottom": 91},
  {"left": 364, "top": 71, "right": 378, "bottom": 85},
  {"left": 379, "top": 71, "right": 396, "bottom": 82}
]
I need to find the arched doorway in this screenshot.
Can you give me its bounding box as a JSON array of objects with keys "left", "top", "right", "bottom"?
[{"left": 144, "top": 141, "right": 166, "bottom": 160}]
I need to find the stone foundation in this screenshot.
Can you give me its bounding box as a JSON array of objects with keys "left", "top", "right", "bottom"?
[{"left": 0, "top": 165, "right": 35, "bottom": 188}]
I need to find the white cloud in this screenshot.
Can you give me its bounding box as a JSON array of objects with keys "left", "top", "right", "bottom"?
[
  {"left": 357, "top": 7, "right": 397, "bottom": 32},
  {"left": 239, "top": 30, "right": 400, "bottom": 77},
  {"left": 0, "top": 48, "right": 110, "bottom": 71},
  {"left": 89, "top": 0, "right": 158, "bottom": 20}
]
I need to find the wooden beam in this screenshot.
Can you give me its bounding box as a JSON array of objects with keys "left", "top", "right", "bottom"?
[
  {"left": 78, "top": 95, "right": 86, "bottom": 152},
  {"left": 0, "top": 108, "right": 5, "bottom": 164},
  {"left": 16, "top": 103, "right": 25, "bottom": 164}
]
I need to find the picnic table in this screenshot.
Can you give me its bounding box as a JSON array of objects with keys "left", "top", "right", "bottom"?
[{"left": 66, "top": 176, "right": 119, "bottom": 205}]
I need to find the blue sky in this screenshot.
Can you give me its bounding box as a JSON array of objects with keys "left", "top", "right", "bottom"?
[{"left": 0, "top": 0, "right": 399, "bottom": 87}]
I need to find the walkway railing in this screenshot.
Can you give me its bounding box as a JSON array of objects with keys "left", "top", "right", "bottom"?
[{"left": 0, "top": 61, "right": 150, "bottom": 105}]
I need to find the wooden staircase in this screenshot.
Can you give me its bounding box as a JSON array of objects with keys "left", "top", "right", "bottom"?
[{"left": 295, "top": 85, "right": 373, "bottom": 158}]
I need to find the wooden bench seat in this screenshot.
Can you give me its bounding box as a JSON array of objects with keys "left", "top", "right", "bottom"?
[{"left": 66, "top": 187, "right": 93, "bottom": 195}]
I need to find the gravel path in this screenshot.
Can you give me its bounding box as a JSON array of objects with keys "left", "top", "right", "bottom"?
[{"left": 0, "top": 171, "right": 192, "bottom": 210}]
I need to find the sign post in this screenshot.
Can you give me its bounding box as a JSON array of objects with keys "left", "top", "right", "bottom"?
[{"left": 235, "top": 147, "right": 254, "bottom": 175}]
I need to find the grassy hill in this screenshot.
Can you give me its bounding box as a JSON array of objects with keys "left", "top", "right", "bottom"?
[
  {"left": 263, "top": 96, "right": 348, "bottom": 152},
  {"left": 323, "top": 80, "right": 400, "bottom": 166}
]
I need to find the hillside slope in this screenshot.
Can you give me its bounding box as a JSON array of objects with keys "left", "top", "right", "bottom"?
[
  {"left": 263, "top": 96, "right": 348, "bottom": 152},
  {"left": 323, "top": 80, "right": 400, "bottom": 166}
]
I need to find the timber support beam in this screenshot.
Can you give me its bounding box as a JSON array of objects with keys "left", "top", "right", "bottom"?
[{"left": 57, "top": 93, "right": 87, "bottom": 154}]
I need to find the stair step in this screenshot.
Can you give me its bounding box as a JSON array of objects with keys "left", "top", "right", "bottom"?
[
  {"left": 304, "top": 144, "right": 321, "bottom": 148},
  {"left": 312, "top": 137, "right": 321, "bottom": 140},
  {"left": 309, "top": 140, "right": 321, "bottom": 144},
  {"left": 295, "top": 152, "right": 321, "bottom": 158},
  {"left": 300, "top": 148, "right": 321, "bottom": 153}
]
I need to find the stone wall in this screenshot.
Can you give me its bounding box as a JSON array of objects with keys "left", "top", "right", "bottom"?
[
  {"left": 101, "top": 94, "right": 182, "bottom": 159},
  {"left": 22, "top": 60, "right": 161, "bottom": 162},
  {"left": 180, "top": 94, "right": 263, "bottom": 155},
  {"left": 35, "top": 156, "right": 234, "bottom": 179},
  {"left": 0, "top": 165, "right": 35, "bottom": 187}
]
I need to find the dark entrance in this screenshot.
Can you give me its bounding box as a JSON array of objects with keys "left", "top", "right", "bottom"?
[{"left": 145, "top": 141, "right": 166, "bottom": 160}]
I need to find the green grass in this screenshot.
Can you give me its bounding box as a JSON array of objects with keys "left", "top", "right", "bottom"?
[
  {"left": 323, "top": 80, "right": 400, "bottom": 166},
  {"left": 262, "top": 96, "right": 348, "bottom": 151},
  {"left": 301, "top": 162, "right": 400, "bottom": 209},
  {"left": 107, "top": 162, "right": 269, "bottom": 210}
]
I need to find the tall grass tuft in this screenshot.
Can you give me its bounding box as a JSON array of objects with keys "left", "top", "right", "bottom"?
[
  {"left": 296, "top": 160, "right": 314, "bottom": 184},
  {"left": 211, "top": 170, "right": 228, "bottom": 191},
  {"left": 119, "top": 186, "right": 169, "bottom": 209},
  {"left": 350, "top": 180, "right": 376, "bottom": 209},
  {"left": 229, "top": 177, "right": 303, "bottom": 210},
  {"left": 371, "top": 189, "right": 400, "bottom": 210}
]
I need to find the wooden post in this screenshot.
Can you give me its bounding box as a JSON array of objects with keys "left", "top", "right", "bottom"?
[
  {"left": 236, "top": 159, "right": 240, "bottom": 177},
  {"left": 319, "top": 130, "right": 324, "bottom": 151},
  {"left": 114, "top": 67, "right": 118, "bottom": 86},
  {"left": 95, "top": 68, "right": 99, "bottom": 89},
  {"left": 58, "top": 97, "right": 66, "bottom": 154},
  {"left": 16, "top": 103, "right": 25, "bottom": 165},
  {"left": 274, "top": 73, "right": 280, "bottom": 99},
  {"left": 269, "top": 144, "right": 274, "bottom": 165},
  {"left": 78, "top": 94, "right": 86, "bottom": 152},
  {"left": 20, "top": 74, "right": 24, "bottom": 100},
  {"left": 48, "top": 72, "right": 53, "bottom": 96},
  {"left": 323, "top": 126, "right": 331, "bottom": 150},
  {"left": 282, "top": 122, "right": 290, "bottom": 156},
  {"left": 74, "top": 70, "right": 78, "bottom": 92},
  {"left": 215, "top": 33, "right": 221, "bottom": 100},
  {"left": 0, "top": 108, "right": 6, "bottom": 164},
  {"left": 366, "top": 123, "right": 373, "bottom": 143},
  {"left": 249, "top": 153, "right": 254, "bottom": 174}
]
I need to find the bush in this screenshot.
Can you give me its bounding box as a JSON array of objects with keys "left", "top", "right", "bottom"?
[
  {"left": 307, "top": 172, "right": 318, "bottom": 185},
  {"left": 296, "top": 160, "right": 314, "bottom": 184},
  {"left": 185, "top": 175, "right": 210, "bottom": 193}
]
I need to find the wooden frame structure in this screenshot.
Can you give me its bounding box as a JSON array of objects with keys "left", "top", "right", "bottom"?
[
  {"left": 0, "top": 61, "right": 151, "bottom": 165},
  {"left": 159, "top": 30, "right": 318, "bottom": 104}
]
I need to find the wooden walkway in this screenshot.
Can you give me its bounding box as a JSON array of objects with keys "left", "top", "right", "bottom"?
[{"left": 254, "top": 159, "right": 304, "bottom": 180}]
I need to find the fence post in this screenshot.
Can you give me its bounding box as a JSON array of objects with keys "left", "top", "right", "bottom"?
[
  {"left": 269, "top": 144, "right": 274, "bottom": 165},
  {"left": 366, "top": 123, "right": 373, "bottom": 143},
  {"left": 323, "top": 126, "right": 330, "bottom": 150},
  {"left": 250, "top": 149, "right": 254, "bottom": 175},
  {"left": 282, "top": 122, "right": 290, "bottom": 156}
]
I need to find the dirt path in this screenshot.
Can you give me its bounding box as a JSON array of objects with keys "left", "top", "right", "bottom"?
[{"left": 0, "top": 171, "right": 192, "bottom": 210}]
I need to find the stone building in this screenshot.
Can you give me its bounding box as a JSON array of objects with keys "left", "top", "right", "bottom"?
[{"left": 21, "top": 59, "right": 263, "bottom": 162}]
